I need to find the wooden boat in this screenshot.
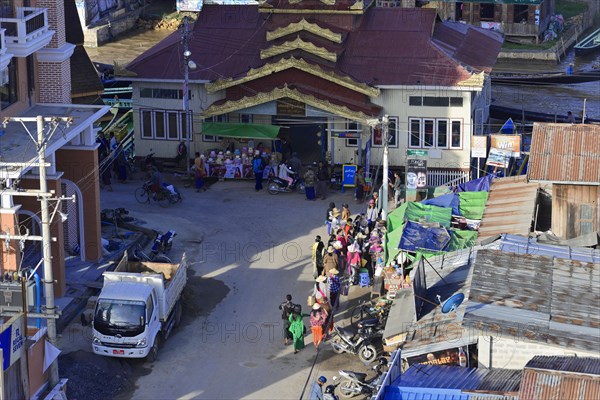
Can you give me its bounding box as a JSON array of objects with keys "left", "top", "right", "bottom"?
[
  {"left": 491, "top": 69, "right": 600, "bottom": 85},
  {"left": 490, "top": 105, "right": 600, "bottom": 124},
  {"left": 575, "top": 28, "right": 600, "bottom": 56}
]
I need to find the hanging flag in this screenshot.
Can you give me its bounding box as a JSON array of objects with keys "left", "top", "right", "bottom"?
[
  {"left": 500, "top": 118, "right": 515, "bottom": 134},
  {"left": 44, "top": 340, "right": 61, "bottom": 373}
]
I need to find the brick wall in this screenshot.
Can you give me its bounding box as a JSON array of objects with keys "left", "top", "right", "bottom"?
[
  {"left": 38, "top": 59, "right": 71, "bottom": 104},
  {"left": 35, "top": 0, "right": 66, "bottom": 49}
]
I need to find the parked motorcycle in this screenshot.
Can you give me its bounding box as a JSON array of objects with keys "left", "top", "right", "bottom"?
[
  {"left": 267, "top": 171, "right": 305, "bottom": 195},
  {"left": 335, "top": 357, "right": 388, "bottom": 399},
  {"left": 330, "top": 320, "right": 381, "bottom": 364}
]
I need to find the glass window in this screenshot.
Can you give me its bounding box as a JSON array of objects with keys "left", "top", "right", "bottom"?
[
  {"left": 423, "top": 97, "right": 449, "bottom": 107},
  {"left": 450, "top": 97, "right": 463, "bottom": 107},
  {"left": 240, "top": 114, "right": 252, "bottom": 123},
  {"left": 388, "top": 117, "right": 398, "bottom": 147},
  {"left": 146, "top": 296, "right": 154, "bottom": 322},
  {"left": 423, "top": 119, "right": 435, "bottom": 148},
  {"left": 141, "top": 110, "right": 153, "bottom": 139},
  {"left": 409, "top": 96, "right": 422, "bottom": 106},
  {"left": 167, "top": 112, "right": 179, "bottom": 140},
  {"left": 346, "top": 138, "right": 358, "bottom": 147},
  {"left": 154, "top": 112, "right": 166, "bottom": 139},
  {"left": 0, "top": 58, "right": 18, "bottom": 110},
  {"left": 437, "top": 120, "right": 448, "bottom": 148},
  {"left": 410, "top": 119, "right": 421, "bottom": 148},
  {"left": 451, "top": 120, "right": 462, "bottom": 148},
  {"left": 140, "top": 88, "right": 153, "bottom": 98}
]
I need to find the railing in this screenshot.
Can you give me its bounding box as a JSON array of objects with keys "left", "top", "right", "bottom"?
[
  {"left": 0, "top": 7, "right": 49, "bottom": 46},
  {"left": 427, "top": 169, "right": 471, "bottom": 187},
  {"left": 500, "top": 22, "right": 540, "bottom": 36}
]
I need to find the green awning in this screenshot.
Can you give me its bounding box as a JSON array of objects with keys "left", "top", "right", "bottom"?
[{"left": 202, "top": 122, "right": 281, "bottom": 139}]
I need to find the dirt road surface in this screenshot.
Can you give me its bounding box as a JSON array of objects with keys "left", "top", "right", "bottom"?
[{"left": 58, "top": 177, "right": 374, "bottom": 399}]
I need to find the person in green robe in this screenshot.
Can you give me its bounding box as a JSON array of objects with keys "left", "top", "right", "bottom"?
[{"left": 288, "top": 311, "right": 309, "bottom": 354}]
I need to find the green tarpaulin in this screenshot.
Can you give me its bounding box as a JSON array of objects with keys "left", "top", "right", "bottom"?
[
  {"left": 446, "top": 230, "right": 479, "bottom": 252},
  {"left": 385, "top": 224, "right": 405, "bottom": 261},
  {"left": 405, "top": 202, "right": 453, "bottom": 228},
  {"left": 458, "top": 191, "right": 489, "bottom": 220},
  {"left": 202, "top": 122, "right": 281, "bottom": 139},
  {"left": 387, "top": 203, "right": 408, "bottom": 232}
]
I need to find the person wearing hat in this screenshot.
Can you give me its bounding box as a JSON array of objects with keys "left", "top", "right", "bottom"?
[
  {"left": 347, "top": 241, "right": 362, "bottom": 285},
  {"left": 330, "top": 207, "right": 341, "bottom": 234},
  {"left": 309, "top": 302, "right": 328, "bottom": 348},
  {"left": 322, "top": 245, "right": 339, "bottom": 277},
  {"left": 312, "top": 235, "right": 325, "bottom": 278},
  {"left": 328, "top": 268, "right": 341, "bottom": 310},
  {"left": 252, "top": 150, "right": 265, "bottom": 191},
  {"left": 310, "top": 376, "right": 327, "bottom": 400}
]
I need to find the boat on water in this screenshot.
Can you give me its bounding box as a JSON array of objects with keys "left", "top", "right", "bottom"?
[
  {"left": 574, "top": 28, "right": 600, "bottom": 56},
  {"left": 491, "top": 69, "right": 600, "bottom": 85},
  {"left": 490, "top": 105, "right": 599, "bottom": 124}
]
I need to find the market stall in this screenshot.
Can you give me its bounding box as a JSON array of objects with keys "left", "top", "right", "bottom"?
[{"left": 200, "top": 122, "right": 282, "bottom": 179}]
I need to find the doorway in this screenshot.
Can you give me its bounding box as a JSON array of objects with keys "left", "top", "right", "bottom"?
[{"left": 272, "top": 117, "right": 326, "bottom": 165}]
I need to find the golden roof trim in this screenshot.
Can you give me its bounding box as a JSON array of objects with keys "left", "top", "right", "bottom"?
[
  {"left": 259, "top": 8, "right": 364, "bottom": 15},
  {"left": 266, "top": 18, "right": 343, "bottom": 43},
  {"left": 457, "top": 71, "right": 485, "bottom": 87},
  {"left": 202, "top": 85, "right": 371, "bottom": 124},
  {"left": 260, "top": 36, "right": 337, "bottom": 62},
  {"left": 206, "top": 57, "right": 379, "bottom": 97}
]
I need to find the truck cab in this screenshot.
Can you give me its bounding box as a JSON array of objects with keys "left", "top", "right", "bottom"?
[{"left": 92, "top": 282, "right": 161, "bottom": 359}]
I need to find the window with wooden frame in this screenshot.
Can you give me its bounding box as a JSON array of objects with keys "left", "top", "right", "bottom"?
[{"left": 140, "top": 109, "right": 192, "bottom": 141}]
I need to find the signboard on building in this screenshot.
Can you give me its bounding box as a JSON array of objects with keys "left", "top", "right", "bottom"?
[
  {"left": 471, "top": 136, "right": 487, "bottom": 158},
  {"left": 486, "top": 148, "right": 512, "bottom": 168},
  {"left": 331, "top": 132, "right": 361, "bottom": 138},
  {"left": 176, "top": 0, "right": 203, "bottom": 11},
  {"left": 490, "top": 134, "right": 521, "bottom": 157},
  {"left": 342, "top": 165, "right": 357, "bottom": 187},
  {"left": 406, "top": 159, "right": 427, "bottom": 189},
  {"left": 407, "top": 149, "right": 428, "bottom": 157},
  {"left": 0, "top": 314, "right": 25, "bottom": 371},
  {"left": 276, "top": 98, "right": 305, "bottom": 116}
]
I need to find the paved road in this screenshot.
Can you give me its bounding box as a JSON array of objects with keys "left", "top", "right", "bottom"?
[{"left": 91, "top": 177, "right": 367, "bottom": 399}]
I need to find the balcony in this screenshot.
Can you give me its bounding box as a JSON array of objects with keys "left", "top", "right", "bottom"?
[
  {"left": 0, "top": 7, "right": 55, "bottom": 57},
  {"left": 0, "top": 28, "right": 14, "bottom": 82}
]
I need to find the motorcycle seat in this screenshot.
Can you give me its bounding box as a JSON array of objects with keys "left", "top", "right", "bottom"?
[
  {"left": 341, "top": 370, "right": 367, "bottom": 381},
  {"left": 360, "top": 318, "right": 379, "bottom": 328},
  {"left": 338, "top": 327, "right": 355, "bottom": 339}
]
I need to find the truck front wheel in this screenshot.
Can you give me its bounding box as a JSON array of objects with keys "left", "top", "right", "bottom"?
[{"left": 146, "top": 335, "right": 161, "bottom": 362}]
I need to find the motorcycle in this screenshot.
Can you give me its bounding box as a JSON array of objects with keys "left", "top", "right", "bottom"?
[
  {"left": 330, "top": 319, "right": 382, "bottom": 364},
  {"left": 267, "top": 171, "right": 305, "bottom": 195},
  {"left": 335, "top": 357, "right": 388, "bottom": 399}
]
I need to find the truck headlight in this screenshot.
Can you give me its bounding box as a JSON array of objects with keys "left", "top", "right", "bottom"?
[
  {"left": 92, "top": 337, "right": 101, "bottom": 345},
  {"left": 136, "top": 338, "right": 147, "bottom": 347}
]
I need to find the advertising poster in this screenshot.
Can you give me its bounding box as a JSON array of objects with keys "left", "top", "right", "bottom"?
[
  {"left": 490, "top": 134, "right": 521, "bottom": 157},
  {"left": 406, "top": 159, "right": 427, "bottom": 190},
  {"left": 342, "top": 165, "right": 357, "bottom": 187},
  {"left": 486, "top": 148, "right": 511, "bottom": 168},
  {"left": 177, "top": 0, "right": 203, "bottom": 12},
  {"left": 408, "top": 347, "right": 469, "bottom": 367},
  {"left": 471, "top": 136, "right": 487, "bottom": 158}
]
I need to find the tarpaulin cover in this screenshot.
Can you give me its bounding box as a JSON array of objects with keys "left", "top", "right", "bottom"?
[
  {"left": 421, "top": 193, "right": 461, "bottom": 216},
  {"left": 454, "top": 174, "right": 494, "bottom": 193},
  {"left": 446, "top": 229, "right": 479, "bottom": 252},
  {"left": 399, "top": 221, "right": 452, "bottom": 252},
  {"left": 458, "top": 191, "right": 489, "bottom": 220},
  {"left": 385, "top": 224, "right": 404, "bottom": 261},
  {"left": 405, "top": 202, "right": 452, "bottom": 227},
  {"left": 202, "top": 122, "right": 280, "bottom": 139},
  {"left": 387, "top": 203, "right": 408, "bottom": 232}
]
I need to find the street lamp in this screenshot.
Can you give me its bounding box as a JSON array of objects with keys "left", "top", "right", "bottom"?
[
  {"left": 182, "top": 16, "right": 197, "bottom": 177},
  {"left": 367, "top": 115, "right": 390, "bottom": 220}
]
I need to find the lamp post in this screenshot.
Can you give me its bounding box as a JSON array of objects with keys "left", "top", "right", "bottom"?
[
  {"left": 381, "top": 115, "right": 389, "bottom": 221},
  {"left": 182, "top": 16, "right": 192, "bottom": 177}
]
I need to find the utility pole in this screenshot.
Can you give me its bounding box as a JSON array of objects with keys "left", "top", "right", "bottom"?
[
  {"left": 0, "top": 116, "right": 73, "bottom": 388},
  {"left": 381, "top": 115, "right": 389, "bottom": 221},
  {"left": 182, "top": 16, "right": 192, "bottom": 177}
]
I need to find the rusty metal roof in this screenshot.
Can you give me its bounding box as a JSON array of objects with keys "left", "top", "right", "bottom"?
[
  {"left": 528, "top": 123, "right": 600, "bottom": 184},
  {"left": 520, "top": 365, "right": 600, "bottom": 400},
  {"left": 478, "top": 176, "right": 541, "bottom": 240},
  {"left": 464, "top": 250, "right": 600, "bottom": 354},
  {"left": 525, "top": 356, "right": 600, "bottom": 375}
]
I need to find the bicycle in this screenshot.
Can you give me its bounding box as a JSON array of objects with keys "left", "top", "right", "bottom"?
[{"left": 134, "top": 181, "right": 181, "bottom": 207}]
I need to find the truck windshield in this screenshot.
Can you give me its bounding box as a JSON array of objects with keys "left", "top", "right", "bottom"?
[{"left": 94, "top": 299, "right": 146, "bottom": 336}]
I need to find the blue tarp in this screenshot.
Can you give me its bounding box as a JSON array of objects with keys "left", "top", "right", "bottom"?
[
  {"left": 399, "top": 221, "right": 452, "bottom": 252},
  {"left": 454, "top": 174, "right": 494, "bottom": 193},
  {"left": 421, "top": 193, "right": 461, "bottom": 216}
]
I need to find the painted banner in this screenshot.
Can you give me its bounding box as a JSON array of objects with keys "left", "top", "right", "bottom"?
[
  {"left": 177, "top": 0, "right": 203, "bottom": 11},
  {"left": 0, "top": 314, "right": 25, "bottom": 371},
  {"left": 486, "top": 148, "right": 512, "bottom": 168},
  {"left": 406, "top": 159, "right": 427, "bottom": 189},
  {"left": 490, "top": 134, "right": 521, "bottom": 157}
]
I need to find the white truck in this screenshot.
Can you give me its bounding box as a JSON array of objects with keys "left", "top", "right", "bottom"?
[{"left": 92, "top": 251, "right": 187, "bottom": 361}]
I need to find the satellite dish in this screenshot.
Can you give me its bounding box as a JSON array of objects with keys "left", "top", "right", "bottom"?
[{"left": 441, "top": 293, "right": 465, "bottom": 314}]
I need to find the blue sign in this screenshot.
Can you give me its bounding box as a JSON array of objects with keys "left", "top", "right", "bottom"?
[
  {"left": 0, "top": 315, "right": 25, "bottom": 371},
  {"left": 343, "top": 164, "right": 357, "bottom": 187}
]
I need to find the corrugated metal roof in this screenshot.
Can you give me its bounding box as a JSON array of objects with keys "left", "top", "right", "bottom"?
[
  {"left": 383, "top": 389, "right": 468, "bottom": 400},
  {"left": 525, "top": 356, "right": 600, "bottom": 375},
  {"left": 528, "top": 123, "right": 600, "bottom": 184},
  {"left": 497, "top": 233, "right": 600, "bottom": 264},
  {"left": 478, "top": 176, "right": 541, "bottom": 241},
  {"left": 464, "top": 250, "right": 600, "bottom": 354},
  {"left": 393, "top": 365, "right": 522, "bottom": 393},
  {"left": 520, "top": 367, "right": 600, "bottom": 400}
]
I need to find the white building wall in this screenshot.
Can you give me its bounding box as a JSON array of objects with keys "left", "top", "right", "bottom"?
[{"left": 478, "top": 335, "right": 599, "bottom": 369}]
